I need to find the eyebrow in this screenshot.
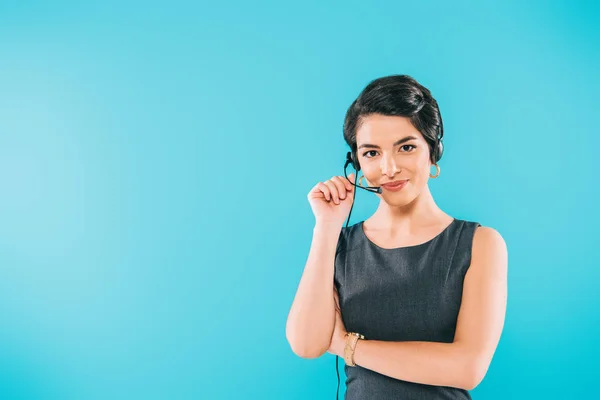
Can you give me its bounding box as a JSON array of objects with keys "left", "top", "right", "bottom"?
[{"left": 357, "top": 135, "right": 418, "bottom": 150}]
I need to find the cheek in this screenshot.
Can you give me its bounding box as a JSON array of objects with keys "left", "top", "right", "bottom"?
[
  {"left": 405, "top": 170, "right": 428, "bottom": 190},
  {"left": 362, "top": 168, "right": 379, "bottom": 182}
]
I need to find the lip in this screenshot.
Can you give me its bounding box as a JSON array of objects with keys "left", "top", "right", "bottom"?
[{"left": 381, "top": 180, "right": 408, "bottom": 191}]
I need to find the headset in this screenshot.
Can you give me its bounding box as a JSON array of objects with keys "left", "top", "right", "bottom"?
[
  {"left": 334, "top": 150, "right": 381, "bottom": 400},
  {"left": 344, "top": 151, "right": 383, "bottom": 197},
  {"left": 334, "top": 129, "right": 443, "bottom": 399},
  {"left": 341, "top": 124, "right": 444, "bottom": 230}
]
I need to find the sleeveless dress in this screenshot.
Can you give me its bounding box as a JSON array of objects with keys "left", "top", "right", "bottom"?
[{"left": 334, "top": 218, "right": 481, "bottom": 400}]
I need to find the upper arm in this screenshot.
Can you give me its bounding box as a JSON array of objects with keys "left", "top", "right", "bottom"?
[{"left": 453, "top": 225, "right": 508, "bottom": 389}]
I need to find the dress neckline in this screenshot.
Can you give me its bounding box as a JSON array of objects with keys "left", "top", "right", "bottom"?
[{"left": 359, "top": 218, "right": 458, "bottom": 250}]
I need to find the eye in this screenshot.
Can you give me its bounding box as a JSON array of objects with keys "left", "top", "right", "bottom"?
[{"left": 363, "top": 145, "right": 416, "bottom": 158}]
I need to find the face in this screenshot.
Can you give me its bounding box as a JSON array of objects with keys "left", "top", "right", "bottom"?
[{"left": 355, "top": 114, "right": 433, "bottom": 202}]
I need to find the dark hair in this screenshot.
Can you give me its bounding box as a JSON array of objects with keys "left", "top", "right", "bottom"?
[{"left": 343, "top": 74, "right": 444, "bottom": 171}]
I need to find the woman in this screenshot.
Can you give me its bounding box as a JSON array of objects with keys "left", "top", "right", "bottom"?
[{"left": 286, "top": 75, "right": 507, "bottom": 400}]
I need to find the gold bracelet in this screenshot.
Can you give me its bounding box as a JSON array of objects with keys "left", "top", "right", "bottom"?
[{"left": 343, "top": 332, "right": 365, "bottom": 367}]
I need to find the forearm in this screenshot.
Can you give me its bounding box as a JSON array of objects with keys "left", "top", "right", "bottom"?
[
  {"left": 286, "top": 222, "right": 341, "bottom": 358},
  {"left": 351, "top": 339, "right": 475, "bottom": 390}
]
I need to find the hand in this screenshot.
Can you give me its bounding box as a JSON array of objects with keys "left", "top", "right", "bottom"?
[
  {"left": 307, "top": 173, "right": 355, "bottom": 227},
  {"left": 327, "top": 286, "right": 347, "bottom": 358}
]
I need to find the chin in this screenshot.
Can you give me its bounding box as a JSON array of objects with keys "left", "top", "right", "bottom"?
[
  {"left": 383, "top": 191, "right": 417, "bottom": 204},
  {"left": 381, "top": 194, "right": 407, "bottom": 203}
]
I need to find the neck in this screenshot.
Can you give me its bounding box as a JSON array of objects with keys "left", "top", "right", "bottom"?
[{"left": 370, "top": 185, "right": 449, "bottom": 233}]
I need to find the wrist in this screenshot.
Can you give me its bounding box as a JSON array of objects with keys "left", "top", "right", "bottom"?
[
  {"left": 335, "top": 332, "right": 347, "bottom": 357},
  {"left": 314, "top": 221, "right": 343, "bottom": 232},
  {"left": 343, "top": 332, "right": 365, "bottom": 366}
]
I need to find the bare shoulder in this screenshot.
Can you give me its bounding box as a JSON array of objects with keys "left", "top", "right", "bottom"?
[
  {"left": 470, "top": 224, "right": 508, "bottom": 274},
  {"left": 473, "top": 225, "right": 507, "bottom": 250}
]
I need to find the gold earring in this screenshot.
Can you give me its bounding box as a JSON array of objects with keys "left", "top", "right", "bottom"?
[
  {"left": 358, "top": 175, "right": 367, "bottom": 187},
  {"left": 430, "top": 164, "right": 440, "bottom": 178}
]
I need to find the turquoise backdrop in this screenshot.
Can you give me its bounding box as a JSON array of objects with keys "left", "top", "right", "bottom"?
[{"left": 0, "top": 1, "right": 598, "bottom": 399}]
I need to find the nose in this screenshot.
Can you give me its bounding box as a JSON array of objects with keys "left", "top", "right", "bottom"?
[{"left": 380, "top": 154, "right": 399, "bottom": 177}]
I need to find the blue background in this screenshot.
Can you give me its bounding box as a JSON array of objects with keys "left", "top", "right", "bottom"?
[{"left": 0, "top": 1, "right": 598, "bottom": 399}]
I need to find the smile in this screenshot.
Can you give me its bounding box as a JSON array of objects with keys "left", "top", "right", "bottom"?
[{"left": 381, "top": 180, "right": 408, "bottom": 191}]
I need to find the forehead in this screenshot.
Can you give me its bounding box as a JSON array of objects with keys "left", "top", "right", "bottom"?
[{"left": 356, "top": 114, "right": 424, "bottom": 144}]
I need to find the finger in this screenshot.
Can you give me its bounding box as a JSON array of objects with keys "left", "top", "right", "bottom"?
[
  {"left": 345, "top": 173, "right": 356, "bottom": 190},
  {"left": 342, "top": 174, "right": 354, "bottom": 191},
  {"left": 331, "top": 176, "right": 349, "bottom": 200},
  {"left": 309, "top": 191, "right": 327, "bottom": 200},
  {"left": 323, "top": 180, "right": 340, "bottom": 204},
  {"left": 315, "top": 182, "right": 332, "bottom": 201},
  {"left": 307, "top": 187, "right": 324, "bottom": 200}
]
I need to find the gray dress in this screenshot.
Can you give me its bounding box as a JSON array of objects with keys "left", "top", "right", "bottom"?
[{"left": 334, "top": 218, "right": 481, "bottom": 400}]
